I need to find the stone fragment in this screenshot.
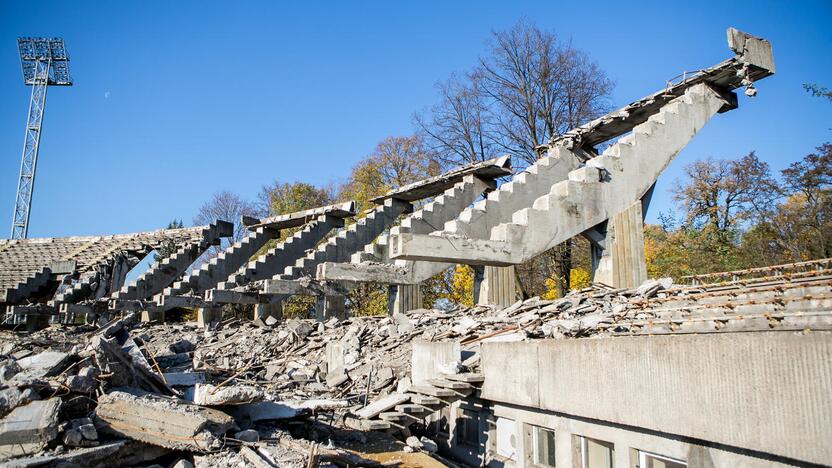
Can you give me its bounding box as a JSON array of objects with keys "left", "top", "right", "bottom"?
[
  {"left": 173, "top": 459, "right": 195, "bottom": 468},
  {"left": 78, "top": 423, "right": 98, "bottom": 440},
  {"left": 234, "top": 429, "right": 259, "bottom": 442},
  {"left": 193, "top": 384, "right": 264, "bottom": 406},
  {"left": 265, "top": 315, "right": 279, "bottom": 327},
  {"left": 419, "top": 436, "right": 438, "bottom": 453},
  {"left": 0, "top": 387, "right": 39, "bottom": 418},
  {"left": 10, "top": 351, "right": 71, "bottom": 384},
  {"left": 94, "top": 388, "right": 235, "bottom": 452},
  {"left": 164, "top": 372, "right": 206, "bottom": 387},
  {"left": 63, "top": 428, "right": 83, "bottom": 446},
  {"left": 169, "top": 339, "right": 195, "bottom": 353},
  {"left": 406, "top": 435, "right": 423, "bottom": 449},
  {"left": 286, "top": 319, "right": 314, "bottom": 339},
  {"left": 0, "top": 398, "right": 61, "bottom": 458}
]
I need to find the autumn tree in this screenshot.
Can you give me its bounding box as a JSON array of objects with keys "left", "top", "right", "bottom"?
[
  {"left": 671, "top": 152, "right": 779, "bottom": 243},
  {"left": 740, "top": 143, "right": 832, "bottom": 263},
  {"left": 193, "top": 190, "right": 258, "bottom": 248},
  {"left": 417, "top": 19, "right": 614, "bottom": 298}
]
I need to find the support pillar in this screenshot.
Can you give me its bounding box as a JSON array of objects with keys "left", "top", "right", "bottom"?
[
  {"left": 197, "top": 306, "right": 222, "bottom": 327},
  {"left": 254, "top": 301, "right": 283, "bottom": 322},
  {"left": 315, "top": 295, "right": 347, "bottom": 321},
  {"left": 140, "top": 309, "right": 165, "bottom": 323},
  {"left": 477, "top": 265, "right": 518, "bottom": 307},
  {"left": 589, "top": 200, "right": 648, "bottom": 288},
  {"left": 387, "top": 283, "right": 423, "bottom": 316}
]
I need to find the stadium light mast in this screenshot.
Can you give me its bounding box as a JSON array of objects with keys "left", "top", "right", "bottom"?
[{"left": 10, "top": 37, "right": 73, "bottom": 239}]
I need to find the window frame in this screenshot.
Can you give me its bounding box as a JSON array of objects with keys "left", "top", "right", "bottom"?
[
  {"left": 578, "top": 435, "right": 615, "bottom": 468},
  {"left": 637, "top": 450, "right": 686, "bottom": 468},
  {"left": 530, "top": 424, "right": 556, "bottom": 467}
]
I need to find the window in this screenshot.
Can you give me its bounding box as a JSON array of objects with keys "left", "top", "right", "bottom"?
[
  {"left": 456, "top": 409, "right": 480, "bottom": 447},
  {"left": 495, "top": 417, "right": 518, "bottom": 461},
  {"left": 638, "top": 451, "right": 686, "bottom": 468},
  {"left": 578, "top": 436, "right": 614, "bottom": 468},
  {"left": 531, "top": 425, "right": 556, "bottom": 467}
]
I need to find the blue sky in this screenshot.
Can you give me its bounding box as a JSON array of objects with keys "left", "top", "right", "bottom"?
[{"left": 1, "top": 0, "right": 830, "bottom": 239}]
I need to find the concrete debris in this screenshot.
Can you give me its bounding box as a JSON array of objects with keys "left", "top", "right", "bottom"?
[
  {"left": 0, "top": 398, "right": 61, "bottom": 459},
  {"left": 0, "top": 387, "right": 39, "bottom": 418},
  {"left": 193, "top": 383, "right": 264, "bottom": 405},
  {"left": 234, "top": 428, "right": 260, "bottom": 442},
  {"left": 94, "top": 388, "right": 235, "bottom": 451},
  {"left": 0, "top": 256, "right": 825, "bottom": 467}
]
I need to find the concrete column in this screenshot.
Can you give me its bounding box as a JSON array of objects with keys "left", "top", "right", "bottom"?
[
  {"left": 254, "top": 301, "right": 283, "bottom": 322},
  {"left": 477, "top": 265, "right": 518, "bottom": 307},
  {"left": 387, "top": 283, "right": 423, "bottom": 315},
  {"left": 315, "top": 295, "right": 347, "bottom": 321},
  {"left": 140, "top": 309, "right": 165, "bottom": 323},
  {"left": 197, "top": 306, "right": 223, "bottom": 327},
  {"left": 590, "top": 200, "right": 648, "bottom": 288}
]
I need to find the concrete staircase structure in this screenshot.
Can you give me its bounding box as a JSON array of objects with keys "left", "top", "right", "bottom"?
[
  {"left": 390, "top": 84, "right": 728, "bottom": 267},
  {"left": 112, "top": 221, "right": 232, "bottom": 301},
  {"left": 348, "top": 373, "right": 485, "bottom": 432}
]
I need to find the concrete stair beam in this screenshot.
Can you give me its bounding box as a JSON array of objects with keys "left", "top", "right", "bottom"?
[
  {"left": 51, "top": 270, "right": 99, "bottom": 305},
  {"left": 442, "top": 148, "right": 579, "bottom": 240},
  {"left": 166, "top": 226, "right": 278, "bottom": 296},
  {"left": 3, "top": 266, "right": 52, "bottom": 303},
  {"left": 281, "top": 199, "right": 412, "bottom": 280},
  {"left": 219, "top": 215, "right": 343, "bottom": 289},
  {"left": 391, "top": 84, "right": 727, "bottom": 265}
]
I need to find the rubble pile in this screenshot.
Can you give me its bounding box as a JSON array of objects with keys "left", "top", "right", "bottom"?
[{"left": 0, "top": 268, "right": 828, "bottom": 467}]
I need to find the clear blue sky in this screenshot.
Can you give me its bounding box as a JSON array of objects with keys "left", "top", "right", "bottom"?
[{"left": 1, "top": 0, "right": 830, "bottom": 239}]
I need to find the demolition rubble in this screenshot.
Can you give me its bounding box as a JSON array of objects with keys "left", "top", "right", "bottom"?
[
  {"left": 4, "top": 27, "right": 826, "bottom": 468},
  {"left": 1, "top": 262, "right": 829, "bottom": 466}
]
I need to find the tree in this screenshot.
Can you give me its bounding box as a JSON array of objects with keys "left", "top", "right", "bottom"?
[
  {"left": 741, "top": 143, "right": 832, "bottom": 262},
  {"left": 258, "top": 181, "right": 333, "bottom": 219},
  {"left": 417, "top": 19, "right": 613, "bottom": 298},
  {"left": 338, "top": 135, "right": 440, "bottom": 212},
  {"left": 415, "top": 74, "right": 498, "bottom": 166},
  {"left": 193, "top": 190, "right": 258, "bottom": 247},
  {"left": 803, "top": 83, "right": 832, "bottom": 102},
  {"left": 153, "top": 219, "right": 184, "bottom": 262},
  {"left": 417, "top": 19, "right": 613, "bottom": 168},
  {"left": 671, "top": 152, "right": 779, "bottom": 242}
]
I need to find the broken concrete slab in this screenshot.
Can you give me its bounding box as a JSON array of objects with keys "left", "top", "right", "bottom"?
[
  {"left": 0, "top": 387, "right": 39, "bottom": 418},
  {"left": 3, "top": 440, "right": 170, "bottom": 468},
  {"left": 164, "top": 372, "right": 206, "bottom": 387},
  {"left": 0, "top": 398, "right": 61, "bottom": 459},
  {"left": 94, "top": 388, "right": 235, "bottom": 452},
  {"left": 230, "top": 399, "right": 349, "bottom": 425},
  {"left": 9, "top": 351, "right": 71, "bottom": 384},
  {"left": 193, "top": 384, "right": 264, "bottom": 406},
  {"left": 354, "top": 393, "right": 411, "bottom": 420}
]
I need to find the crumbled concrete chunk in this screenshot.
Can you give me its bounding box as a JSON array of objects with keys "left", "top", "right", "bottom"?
[
  {"left": 193, "top": 384, "right": 264, "bottom": 406},
  {"left": 0, "top": 387, "right": 39, "bottom": 418},
  {"left": 0, "top": 398, "right": 61, "bottom": 459},
  {"left": 94, "top": 388, "right": 235, "bottom": 452},
  {"left": 234, "top": 429, "right": 259, "bottom": 442}
]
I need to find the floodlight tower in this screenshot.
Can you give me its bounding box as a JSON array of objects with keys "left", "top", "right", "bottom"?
[{"left": 10, "top": 37, "right": 73, "bottom": 239}]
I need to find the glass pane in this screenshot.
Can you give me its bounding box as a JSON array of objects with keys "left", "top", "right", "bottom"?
[
  {"left": 643, "top": 453, "right": 686, "bottom": 468},
  {"left": 533, "top": 426, "right": 556, "bottom": 467},
  {"left": 585, "top": 437, "right": 614, "bottom": 468}
]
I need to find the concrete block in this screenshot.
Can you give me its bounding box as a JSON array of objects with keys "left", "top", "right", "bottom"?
[
  {"left": 193, "top": 384, "right": 264, "bottom": 406},
  {"left": 411, "top": 341, "right": 460, "bottom": 386},
  {"left": 197, "top": 307, "right": 222, "bottom": 327},
  {"left": 94, "top": 388, "right": 235, "bottom": 452},
  {"left": 0, "top": 398, "right": 61, "bottom": 459}
]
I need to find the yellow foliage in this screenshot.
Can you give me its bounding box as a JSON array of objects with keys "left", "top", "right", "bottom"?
[
  {"left": 570, "top": 267, "right": 591, "bottom": 290},
  {"left": 541, "top": 267, "right": 591, "bottom": 299},
  {"left": 446, "top": 264, "right": 474, "bottom": 307}
]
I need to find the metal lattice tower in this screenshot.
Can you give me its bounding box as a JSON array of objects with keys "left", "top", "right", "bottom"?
[{"left": 10, "top": 37, "right": 73, "bottom": 239}]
